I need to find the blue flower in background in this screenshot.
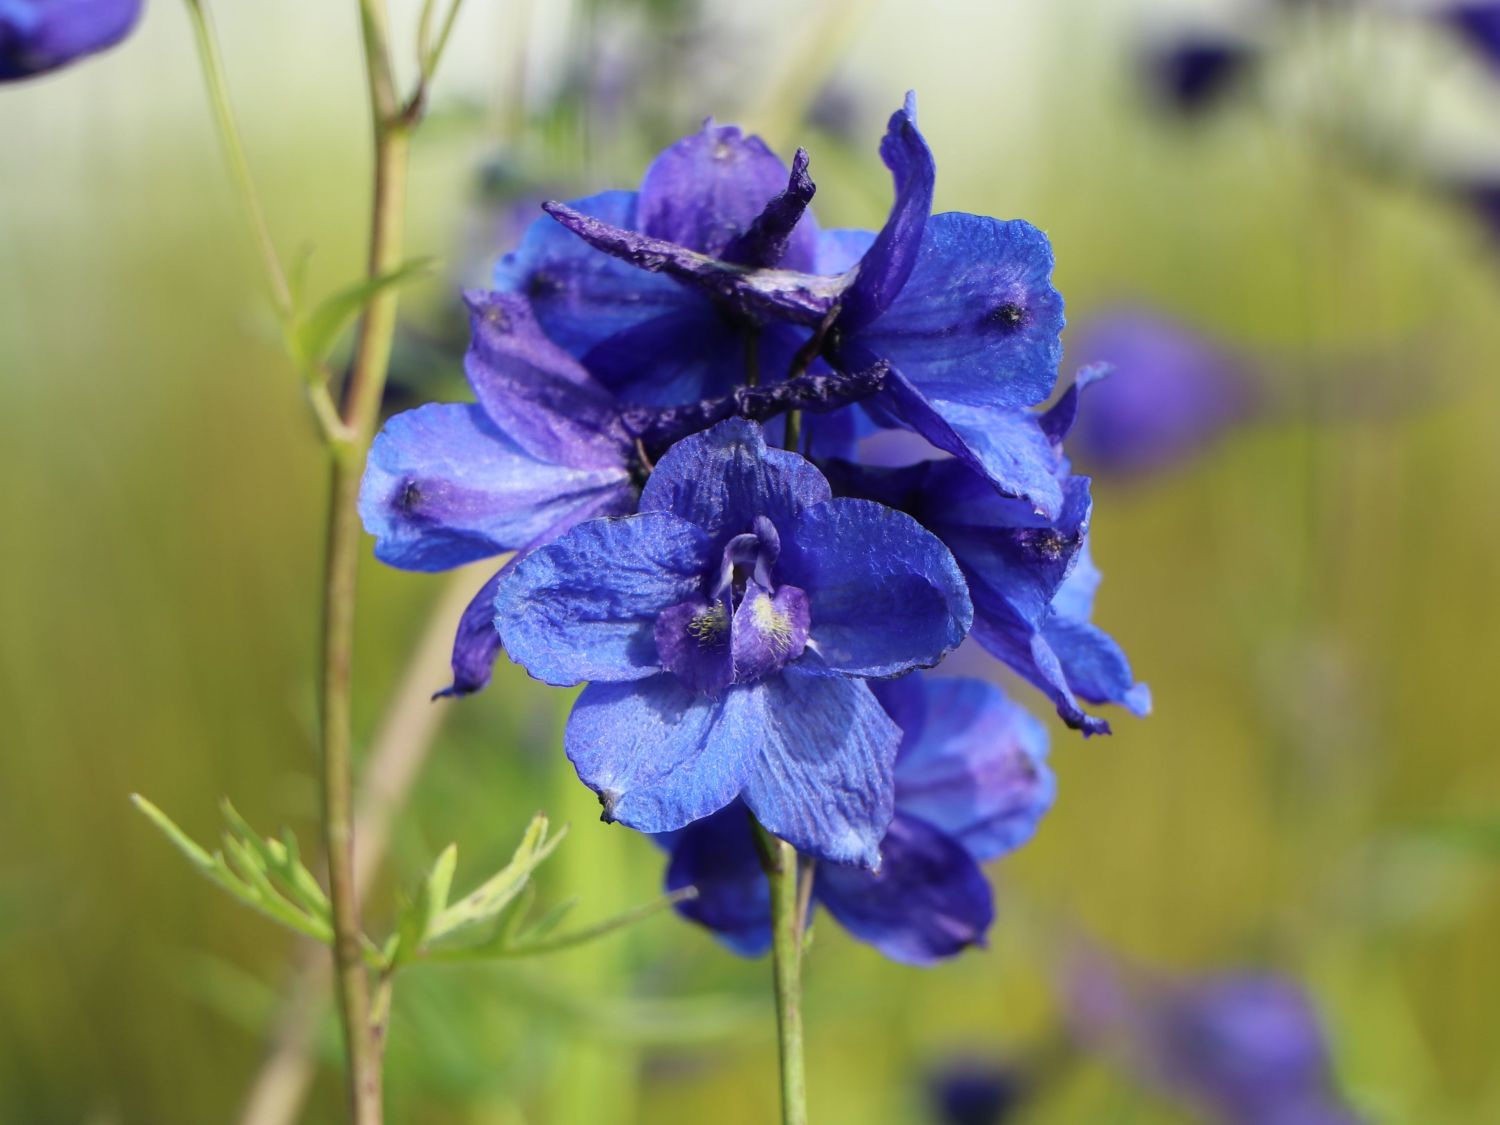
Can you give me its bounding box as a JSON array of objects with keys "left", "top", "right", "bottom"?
[
  {"left": 660, "top": 673, "right": 1053, "bottom": 963},
  {"left": 821, "top": 383, "right": 1149, "bottom": 735},
  {"left": 514, "top": 94, "right": 1070, "bottom": 515},
  {"left": 494, "top": 419, "right": 972, "bottom": 867},
  {"left": 0, "top": 0, "right": 141, "bottom": 82},
  {"left": 360, "top": 292, "right": 639, "bottom": 697},
  {"left": 1068, "top": 954, "right": 1365, "bottom": 1125},
  {"left": 1443, "top": 2, "right": 1500, "bottom": 75},
  {"left": 1140, "top": 31, "right": 1258, "bottom": 117},
  {"left": 925, "top": 1057, "right": 1030, "bottom": 1125},
  {"left": 1066, "top": 309, "right": 1253, "bottom": 476}
]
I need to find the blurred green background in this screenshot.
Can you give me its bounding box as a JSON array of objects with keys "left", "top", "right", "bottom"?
[{"left": 3, "top": 0, "right": 1499, "bottom": 1122}]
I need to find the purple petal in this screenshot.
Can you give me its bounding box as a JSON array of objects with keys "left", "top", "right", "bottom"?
[
  {"left": 722, "top": 148, "right": 820, "bottom": 270},
  {"left": 731, "top": 582, "right": 811, "bottom": 682},
  {"left": 638, "top": 419, "right": 832, "bottom": 546},
  {"left": 495, "top": 511, "right": 715, "bottom": 686},
  {"left": 565, "top": 674, "right": 751, "bottom": 832},
  {"left": 737, "top": 668, "right": 900, "bottom": 868},
  {"left": 492, "top": 190, "right": 684, "bottom": 356},
  {"left": 637, "top": 121, "right": 815, "bottom": 264},
  {"left": 462, "top": 290, "right": 630, "bottom": 469},
  {"left": 655, "top": 595, "right": 735, "bottom": 695},
  {"left": 358, "top": 403, "right": 632, "bottom": 572},
  {"left": 663, "top": 803, "right": 773, "bottom": 957},
  {"left": 581, "top": 303, "right": 742, "bottom": 406},
  {"left": 840, "top": 92, "right": 937, "bottom": 330},
  {"left": 777, "top": 498, "right": 972, "bottom": 678},
  {"left": 815, "top": 228, "right": 877, "bottom": 276},
  {"left": 879, "top": 676, "right": 1056, "bottom": 863},
  {"left": 815, "top": 812, "right": 993, "bottom": 965}
]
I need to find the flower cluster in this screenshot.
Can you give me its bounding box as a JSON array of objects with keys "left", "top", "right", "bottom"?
[{"left": 360, "top": 94, "right": 1148, "bottom": 962}]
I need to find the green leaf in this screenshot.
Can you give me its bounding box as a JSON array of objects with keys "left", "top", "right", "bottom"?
[
  {"left": 131, "top": 794, "right": 333, "bottom": 946},
  {"left": 290, "top": 258, "right": 435, "bottom": 374},
  {"left": 426, "top": 814, "right": 566, "bottom": 948}
]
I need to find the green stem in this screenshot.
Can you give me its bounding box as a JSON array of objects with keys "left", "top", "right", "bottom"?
[
  {"left": 755, "top": 821, "right": 809, "bottom": 1125},
  {"left": 783, "top": 409, "right": 802, "bottom": 455},
  {"left": 319, "top": 4, "right": 410, "bottom": 1123},
  {"left": 182, "top": 0, "right": 293, "bottom": 318}
]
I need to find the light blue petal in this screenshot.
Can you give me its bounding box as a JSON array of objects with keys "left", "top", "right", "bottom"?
[
  {"left": 358, "top": 403, "right": 631, "bottom": 572},
  {"left": 737, "top": 668, "right": 901, "bottom": 868},
  {"left": 496, "top": 512, "right": 714, "bottom": 686},
  {"left": 565, "top": 675, "right": 751, "bottom": 832},
  {"left": 777, "top": 498, "right": 972, "bottom": 677}
]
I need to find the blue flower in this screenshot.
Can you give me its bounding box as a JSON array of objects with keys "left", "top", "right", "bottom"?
[
  {"left": 1140, "top": 31, "right": 1258, "bottom": 117},
  {"left": 494, "top": 419, "right": 972, "bottom": 867},
  {"left": 359, "top": 292, "right": 639, "bottom": 697},
  {"left": 821, "top": 386, "right": 1149, "bottom": 735},
  {"left": 1068, "top": 954, "right": 1365, "bottom": 1125},
  {"left": 1443, "top": 3, "right": 1500, "bottom": 76},
  {"left": 926, "top": 1057, "right": 1030, "bottom": 1125},
  {"left": 1066, "top": 310, "right": 1254, "bottom": 476},
  {"left": 0, "top": 0, "right": 141, "bottom": 82},
  {"left": 659, "top": 673, "right": 1053, "bottom": 963},
  {"left": 507, "top": 94, "right": 1069, "bottom": 514}
]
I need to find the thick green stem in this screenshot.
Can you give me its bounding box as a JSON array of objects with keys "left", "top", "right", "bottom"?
[
  {"left": 756, "top": 822, "right": 809, "bottom": 1125},
  {"left": 319, "top": 4, "right": 410, "bottom": 1123}
]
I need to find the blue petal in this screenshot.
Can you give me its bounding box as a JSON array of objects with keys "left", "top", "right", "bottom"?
[
  {"left": 815, "top": 812, "right": 993, "bottom": 966},
  {"left": 495, "top": 512, "right": 715, "bottom": 686},
  {"left": 856, "top": 212, "right": 1064, "bottom": 412},
  {"left": 879, "top": 371, "right": 1066, "bottom": 518},
  {"left": 638, "top": 419, "right": 832, "bottom": 544},
  {"left": 358, "top": 403, "right": 632, "bottom": 572},
  {"left": 1041, "top": 618, "right": 1152, "bottom": 717},
  {"left": 664, "top": 804, "right": 772, "bottom": 957},
  {"left": 815, "top": 228, "right": 876, "bottom": 275},
  {"left": 436, "top": 489, "right": 633, "bottom": 699},
  {"left": 492, "top": 190, "right": 684, "bottom": 356},
  {"left": 777, "top": 498, "right": 972, "bottom": 678},
  {"left": 637, "top": 122, "right": 817, "bottom": 266},
  {"left": 840, "top": 93, "right": 937, "bottom": 330},
  {"left": 880, "top": 676, "right": 1056, "bottom": 863},
  {"left": 736, "top": 667, "right": 901, "bottom": 868},
  {"left": 565, "top": 674, "right": 752, "bottom": 832},
  {"left": 462, "top": 290, "right": 630, "bottom": 468},
  {"left": 0, "top": 0, "right": 141, "bottom": 81}
]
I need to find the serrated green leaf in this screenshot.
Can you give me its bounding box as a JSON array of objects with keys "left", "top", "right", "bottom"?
[
  {"left": 131, "top": 795, "right": 217, "bottom": 873},
  {"left": 426, "top": 843, "right": 458, "bottom": 917},
  {"left": 291, "top": 258, "right": 435, "bottom": 373}
]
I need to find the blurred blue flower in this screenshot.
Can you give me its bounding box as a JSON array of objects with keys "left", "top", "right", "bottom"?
[
  {"left": 821, "top": 385, "right": 1150, "bottom": 735},
  {"left": 494, "top": 419, "right": 972, "bottom": 867},
  {"left": 1066, "top": 309, "right": 1254, "bottom": 476},
  {"left": 504, "top": 94, "right": 1070, "bottom": 516},
  {"left": 926, "top": 1057, "right": 1029, "bottom": 1125},
  {"left": 1141, "top": 32, "right": 1258, "bottom": 116},
  {"left": 661, "top": 672, "right": 1053, "bottom": 963},
  {"left": 0, "top": 0, "right": 141, "bottom": 82},
  {"left": 1443, "top": 3, "right": 1500, "bottom": 74},
  {"left": 1068, "top": 954, "right": 1364, "bottom": 1125}
]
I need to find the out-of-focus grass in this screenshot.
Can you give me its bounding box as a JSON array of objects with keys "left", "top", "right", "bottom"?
[{"left": 3, "top": 1, "right": 1499, "bottom": 1123}]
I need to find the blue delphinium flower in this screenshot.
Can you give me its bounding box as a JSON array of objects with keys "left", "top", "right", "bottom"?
[
  {"left": 1065, "top": 310, "right": 1254, "bottom": 476},
  {"left": 1068, "top": 954, "right": 1365, "bottom": 1125},
  {"left": 821, "top": 381, "right": 1149, "bottom": 735},
  {"left": 511, "top": 94, "right": 1071, "bottom": 516},
  {"left": 493, "top": 419, "right": 972, "bottom": 867},
  {"left": 659, "top": 673, "right": 1053, "bottom": 963},
  {"left": 1140, "top": 31, "right": 1258, "bottom": 117},
  {"left": 0, "top": 0, "right": 141, "bottom": 82},
  {"left": 359, "top": 292, "right": 640, "bottom": 696}
]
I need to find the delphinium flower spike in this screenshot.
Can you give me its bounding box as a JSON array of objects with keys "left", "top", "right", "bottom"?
[{"left": 494, "top": 419, "right": 973, "bottom": 867}]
